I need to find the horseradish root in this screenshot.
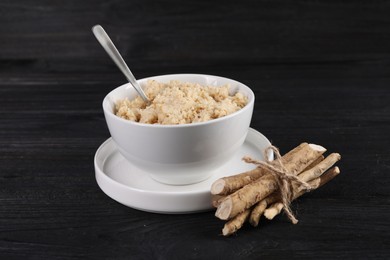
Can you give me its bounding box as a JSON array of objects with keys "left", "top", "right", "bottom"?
[
  {"left": 264, "top": 166, "right": 340, "bottom": 220},
  {"left": 222, "top": 209, "right": 251, "bottom": 236},
  {"left": 215, "top": 143, "right": 327, "bottom": 221},
  {"left": 249, "top": 194, "right": 279, "bottom": 227},
  {"left": 211, "top": 143, "right": 341, "bottom": 236},
  {"left": 211, "top": 143, "right": 308, "bottom": 195}
]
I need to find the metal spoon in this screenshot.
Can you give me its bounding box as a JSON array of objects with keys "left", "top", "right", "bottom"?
[{"left": 92, "top": 25, "right": 151, "bottom": 104}]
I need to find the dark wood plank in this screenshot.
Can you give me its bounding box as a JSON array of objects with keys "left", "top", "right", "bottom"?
[{"left": 1, "top": 0, "right": 389, "bottom": 72}]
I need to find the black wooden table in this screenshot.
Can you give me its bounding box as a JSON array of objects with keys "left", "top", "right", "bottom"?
[{"left": 1, "top": 1, "right": 390, "bottom": 259}]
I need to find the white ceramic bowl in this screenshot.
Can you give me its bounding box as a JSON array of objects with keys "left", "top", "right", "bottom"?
[{"left": 102, "top": 74, "right": 255, "bottom": 185}]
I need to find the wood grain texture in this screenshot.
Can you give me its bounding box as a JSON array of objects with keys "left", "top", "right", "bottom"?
[{"left": 1, "top": 0, "right": 390, "bottom": 259}]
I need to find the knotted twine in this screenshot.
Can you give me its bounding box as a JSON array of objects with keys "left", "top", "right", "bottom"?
[{"left": 242, "top": 145, "right": 312, "bottom": 224}]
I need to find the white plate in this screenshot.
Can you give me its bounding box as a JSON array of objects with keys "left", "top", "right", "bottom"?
[{"left": 94, "top": 128, "right": 272, "bottom": 214}]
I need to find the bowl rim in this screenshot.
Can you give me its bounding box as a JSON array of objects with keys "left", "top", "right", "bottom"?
[{"left": 102, "top": 73, "right": 255, "bottom": 128}]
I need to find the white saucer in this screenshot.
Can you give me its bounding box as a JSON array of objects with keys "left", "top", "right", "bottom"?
[{"left": 94, "top": 128, "right": 272, "bottom": 214}]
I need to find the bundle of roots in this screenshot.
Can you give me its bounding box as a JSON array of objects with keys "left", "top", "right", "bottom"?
[{"left": 211, "top": 143, "right": 341, "bottom": 236}]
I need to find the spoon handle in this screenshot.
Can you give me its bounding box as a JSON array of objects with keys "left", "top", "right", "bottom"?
[{"left": 92, "top": 25, "right": 150, "bottom": 103}]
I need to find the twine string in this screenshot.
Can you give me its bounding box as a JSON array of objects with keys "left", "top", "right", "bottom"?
[{"left": 243, "top": 145, "right": 312, "bottom": 224}]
